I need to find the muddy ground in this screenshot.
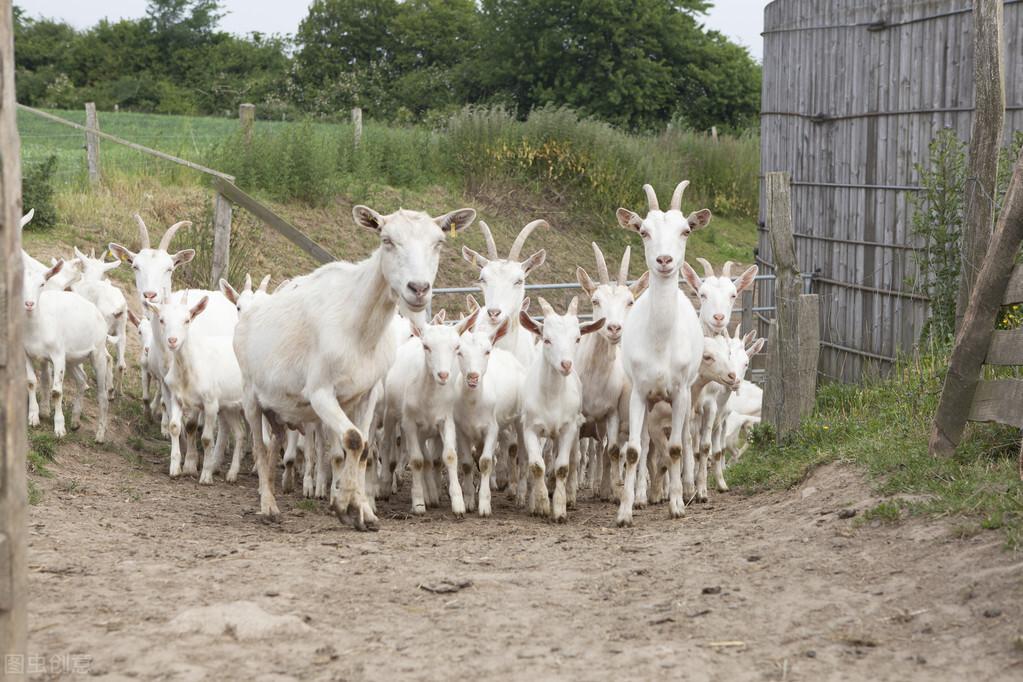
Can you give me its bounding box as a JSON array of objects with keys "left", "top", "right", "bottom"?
[{"left": 22, "top": 411, "right": 1023, "bottom": 682}]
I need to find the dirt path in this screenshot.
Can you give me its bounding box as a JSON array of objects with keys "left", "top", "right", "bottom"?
[{"left": 20, "top": 423, "right": 1022, "bottom": 682}]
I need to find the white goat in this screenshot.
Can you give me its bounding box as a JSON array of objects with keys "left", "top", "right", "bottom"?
[
  {"left": 233, "top": 204, "right": 476, "bottom": 529},
  {"left": 145, "top": 295, "right": 247, "bottom": 484},
  {"left": 461, "top": 219, "right": 546, "bottom": 365},
  {"left": 453, "top": 318, "right": 524, "bottom": 517},
  {"left": 127, "top": 310, "right": 160, "bottom": 421},
  {"left": 518, "top": 297, "right": 604, "bottom": 522},
  {"left": 682, "top": 258, "right": 758, "bottom": 335},
  {"left": 22, "top": 258, "right": 110, "bottom": 442},
  {"left": 70, "top": 247, "right": 129, "bottom": 391},
  {"left": 615, "top": 181, "right": 711, "bottom": 526},
  {"left": 576, "top": 243, "right": 649, "bottom": 501}
]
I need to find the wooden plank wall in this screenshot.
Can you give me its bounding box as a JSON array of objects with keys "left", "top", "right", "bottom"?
[{"left": 759, "top": 0, "right": 1023, "bottom": 383}]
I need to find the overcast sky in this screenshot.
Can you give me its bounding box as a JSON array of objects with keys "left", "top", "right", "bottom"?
[{"left": 21, "top": 0, "right": 770, "bottom": 61}]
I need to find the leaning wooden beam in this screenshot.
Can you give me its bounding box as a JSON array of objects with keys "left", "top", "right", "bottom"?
[
  {"left": 956, "top": 0, "right": 1006, "bottom": 331},
  {"left": 1, "top": 0, "right": 28, "bottom": 663},
  {"left": 212, "top": 177, "right": 335, "bottom": 265},
  {"left": 17, "top": 104, "right": 235, "bottom": 182},
  {"left": 930, "top": 148, "right": 1023, "bottom": 458}
]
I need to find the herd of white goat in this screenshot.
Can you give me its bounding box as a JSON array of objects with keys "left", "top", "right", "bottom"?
[{"left": 18, "top": 180, "right": 764, "bottom": 530}]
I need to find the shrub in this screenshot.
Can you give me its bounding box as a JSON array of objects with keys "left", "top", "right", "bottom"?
[{"left": 22, "top": 154, "right": 59, "bottom": 229}]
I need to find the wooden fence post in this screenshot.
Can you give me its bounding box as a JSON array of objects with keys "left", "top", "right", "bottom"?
[
  {"left": 762, "top": 171, "right": 818, "bottom": 439},
  {"left": 932, "top": 147, "right": 1023, "bottom": 458},
  {"left": 352, "top": 107, "right": 363, "bottom": 150},
  {"left": 210, "top": 190, "right": 232, "bottom": 288},
  {"left": 239, "top": 103, "right": 255, "bottom": 145},
  {"left": 1, "top": 0, "right": 28, "bottom": 665},
  {"left": 85, "top": 101, "right": 100, "bottom": 185},
  {"left": 957, "top": 0, "right": 1005, "bottom": 332},
  {"left": 740, "top": 289, "right": 754, "bottom": 378}
]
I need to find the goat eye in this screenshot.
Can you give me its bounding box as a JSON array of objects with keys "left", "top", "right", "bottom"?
[
  {"left": 514, "top": 280, "right": 523, "bottom": 286},
  {"left": 703, "top": 354, "right": 712, "bottom": 361},
  {"left": 576, "top": 337, "right": 581, "bottom": 343},
  {"left": 485, "top": 350, "right": 491, "bottom": 356},
  {"left": 627, "top": 300, "right": 634, "bottom": 307},
  {"left": 640, "top": 231, "right": 650, "bottom": 239},
  {"left": 544, "top": 339, "right": 551, "bottom": 345},
  {"left": 423, "top": 346, "right": 431, "bottom": 353},
  {"left": 682, "top": 229, "right": 692, "bottom": 237},
  {"left": 382, "top": 237, "right": 394, "bottom": 247},
  {"left": 593, "top": 301, "right": 601, "bottom": 307}
]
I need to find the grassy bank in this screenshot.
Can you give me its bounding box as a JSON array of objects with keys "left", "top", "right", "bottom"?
[{"left": 729, "top": 355, "right": 1023, "bottom": 549}]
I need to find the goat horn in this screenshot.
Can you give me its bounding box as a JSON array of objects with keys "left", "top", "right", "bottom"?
[
  {"left": 695, "top": 257, "right": 715, "bottom": 279},
  {"left": 478, "top": 221, "right": 499, "bottom": 261},
  {"left": 722, "top": 261, "right": 736, "bottom": 278},
  {"left": 159, "top": 221, "right": 192, "bottom": 252},
  {"left": 670, "top": 181, "right": 690, "bottom": 211},
  {"left": 591, "top": 242, "right": 610, "bottom": 285},
  {"left": 642, "top": 184, "right": 660, "bottom": 212},
  {"left": 508, "top": 219, "right": 548, "bottom": 261},
  {"left": 134, "top": 213, "right": 151, "bottom": 250},
  {"left": 619, "top": 246, "right": 631, "bottom": 285}
]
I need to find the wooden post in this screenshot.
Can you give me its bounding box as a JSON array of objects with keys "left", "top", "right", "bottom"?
[
  {"left": 740, "top": 289, "right": 754, "bottom": 379},
  {"left": 210, "top": 190, "right": 232, "bottom": 288},
  {"left": 352, "top": 107, "right": 363, "bottom": 150},
  {"left": 710, "top": 126, "right": 718, "bottom": 143},
  {"left": 956, "top": 0, "right": 1005, "bottom": 332},
  {"left": 931, "top": 148, "right": 1023, "bottom": 457},
  {"left": 762, "top": 171, "right": 814, "bottom": 439},
  {"left": 0, "top": 0, "right": 28, "bottom": 665},
  {"left": 239, "top": 103, "right": 255, "bottom": 145},
  {"left": 797, "top": 293, "right": 821, "bottom": 416},
  {"left": 85, "top": 101, "right": 100, "bottom": 185}
]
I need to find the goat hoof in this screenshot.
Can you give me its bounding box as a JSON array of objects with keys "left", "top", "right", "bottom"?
[
  {"left": 616, "top": 515, "right": 633, "bottom": 528},
  {"left": 199, "top": 472, "right": 214, "bottom": 486},
  {"left": 553, "top": 515, "right": 567, "bottom": 524},
  {"left": 411, "top": 504, "right": 426, "bottom": 516}
]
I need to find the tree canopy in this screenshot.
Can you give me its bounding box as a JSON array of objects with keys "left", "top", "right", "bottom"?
[{"left": 14, "top": 0, "right": 760, "bottom": 131}]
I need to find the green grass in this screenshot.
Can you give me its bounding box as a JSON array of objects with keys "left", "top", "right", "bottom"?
[
  {"left": 28, "top": 430, "right": 58, "bottom": 478},
  {"left": 729, "top": 355, "right": 1023, "bottom": 549}
]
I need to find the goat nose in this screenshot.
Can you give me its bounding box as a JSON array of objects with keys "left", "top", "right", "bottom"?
[
  {"left": 143, "top": 291, "right": 158, "bottom": 301},
  {"left": 713, "top": 313, "right": 725, "bottom": 322},
  {"left": 407, "top": 281, "right": 431, "bottom": 297},
  {"left": 167, "top": 337, "right": 178, "bottom": 346},
  {"left": 727, "top": 372, "right": 736, "bottom": 381},
  {"left": 467, "top": 372, "right": 480, "bottom": 381},
  {"left": 437, "top": 371, "right": 449, "bottom": 382},
  {"left": 561, "top": 360, "right": 573, "bottom": 373},
  {"left": 607, "top": 324, "right": 622, "bottom": 334},
  {"left": 24, "top": 301, "right": 34, "bottom": 309},
  {"left": 487, "top": 308, "right": 501, "bottom": 320},
  {"left": 656, "top": 255, "right": 673, "bottom": 267}
]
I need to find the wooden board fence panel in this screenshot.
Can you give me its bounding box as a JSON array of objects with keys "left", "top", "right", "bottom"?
[
  {"left": 985, "top": 329, "right": 1023, "bottom": 366},
  {"left": 760, "top": 0, "right": 1023, "bottom": 383},
  {"left": 1002, "top": 264, "right": 1023, "bottom": 304},
  {"left": 967, "top": 379, "right": 1023, "bottom": 428}
]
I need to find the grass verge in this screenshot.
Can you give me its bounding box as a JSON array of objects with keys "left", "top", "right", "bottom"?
[{"left": 729, "top": 355, "right": 1023, "bottom": 549}]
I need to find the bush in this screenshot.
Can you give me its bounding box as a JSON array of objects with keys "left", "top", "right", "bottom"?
[{"left": 22, "top": 154, "right": 59, "bottom": 230}]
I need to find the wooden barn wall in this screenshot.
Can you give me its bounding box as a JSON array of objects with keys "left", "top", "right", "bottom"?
[{"left": 758, "top": 0, "right": 1023, "bottom": 383}]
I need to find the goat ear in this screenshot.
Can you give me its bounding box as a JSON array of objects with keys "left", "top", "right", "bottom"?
[
  {"left": 353, "top": 205, "right": 385, "bottom": 233},
  {"left": 741, "top": 329, "right": 756, "bottom": 347},
  {"left": 462, "top": 245, "right": 489, "bottom": 269},
  {"left": 616, "top": 208, "right": 643, "bottom": 232},
  {"left": 681, "top": 262, "right": 702, "bottom": 293},
  {"left": 567, "top": 296, "right": 579, "bottom": 317},
  {"left": 190, "top": 295, "right": 210, "bottom": 320},
  {"left": 746, "top": 338, "right": 765, "bottom": 355},
  {"left": 272, "top": 278, "right": 291, "bottom": 293},
  {"left": 519, "top": 309, "right": 542, "bottom": 338},
  {"left": 109, "top": 243, "right": 137, "bottom": 264},
  {"left": 734, "top": 264, "right": 758, "bottom": 293},
  {"left": 687, "top": 209, "right": 712, "bottom": 231},
  {"left": 103, "top": 259, "right": 121, "bottom": 272},
  {"left": 172, "top": 249, "right": 195, "bottom": 267},
  {"left": 410, "top": 322, "right": 423, "bottom": 338},
  {"left": 457, "top": 308, "right": 480, "bottom": 336},
  {"left": 630, "top": 271, "right": 650, "bottom": 298},
  {"left": 520, "top": 249, "right": 546, "bottom": 275},
  {"left": 434, "top": 208, "right": 476, "bottom": 234},
  {"left": 431, "top": 309, "right": 447, "bottom": 325},
  {"left": 219, "top": 278, "right": 239, "bottom": 305},
  {"left": 520, "top": 297, "right": 531, "bottom": 313},
  {"left": 143, "top": 299, "right": 160, "bottom": 315},
  {"left": 127, "top": 310, "right": 141, "bottom": 328},
  {"left": 243, "top": 273, "right": 253, "bottom": 292},
  {"left": 576, "top": 267, "right": 597, "bottom": 296},
  {"left": 580, "top": 317, "right": 605, "bottom": 336},
  {"left": 465, "top": 294, "right": 480, "bottom": 313},
  {"left": 491, "top": 316, "right": 511, "bottom": 344},
  {"left": 44, "top": 259, "right": 65, "bottom": 281}
]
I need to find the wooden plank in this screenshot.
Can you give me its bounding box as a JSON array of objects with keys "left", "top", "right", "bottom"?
[
  {"left": 957, "top": 0, "right": 1006, "bottom": 331},
  {"left": 85, "top": 101, "right": 100, "bottom": 185},
  {"left": 352, "top": 107, "right": 363, "bottom": 150},
  {"left": 932, "top": 146, "right": 1023, "bottom": 456},
  {"left": 797, "top": 294, "right": 821, "bottom": 416},
  {"left": 984, "top": 328, "right": 1023, "bottom": 365},
  {"left": 967, "top": 379, "right": 1023, "bottom": 428},
  {"left": 18, "top": 104, "right": 235, "bottom": 182},
  {"left": 210, "top": 191, "right": 232, "bottom": 288},
  {"left": 212, "top": 177, "right": 335, "bottom": 265},
  {"left": 0, "top": 0, "right": 28, "bottom": 663},
  {"left": 1002, "top": 264, "right": 1023, "bottom": 304}
]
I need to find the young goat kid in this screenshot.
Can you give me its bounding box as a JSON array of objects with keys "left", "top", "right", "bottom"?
[{"left": 518, "top": 297, "right": 604, "bottom": 522}]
